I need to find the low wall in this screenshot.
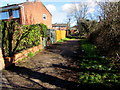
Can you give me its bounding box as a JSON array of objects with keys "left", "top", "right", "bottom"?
[
  {"left": 5, "top": 37, "right": 43, "bottom": 68},
  {"left": 14, "top": 44, "right": 43, "bottom": 61},
  {"left": 5, "top": 44, "right": 43, "bottom": 67}
]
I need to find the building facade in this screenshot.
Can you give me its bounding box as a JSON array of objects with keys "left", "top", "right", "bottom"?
[
  {"left": 52, "top": 24, "right": 68, "bottom": 30},
  {"left": 0, "top": 0, "right": 52, "bottom": 28}
]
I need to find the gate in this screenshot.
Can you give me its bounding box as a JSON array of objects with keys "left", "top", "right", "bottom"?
[{"left": 46, "top": 29, "right": 56, "bottom": 46}]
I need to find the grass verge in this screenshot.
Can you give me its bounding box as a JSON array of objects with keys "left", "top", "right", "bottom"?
[
  {"left": 79, "top": 39, "right": 120, "bottom": 88},
  {"left": 57, "top": 38, "right": 75, "bottom": 43}
]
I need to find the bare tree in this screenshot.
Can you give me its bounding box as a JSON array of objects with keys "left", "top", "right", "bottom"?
[
  {"left": 69, "top": 2, "right": 88, "bottom": 34},
  {"left": 88, "top": 0, "right": 120, "bottom": 57},
  {"left": 98, "top": 1, "right": 119, "bottom": 23}
]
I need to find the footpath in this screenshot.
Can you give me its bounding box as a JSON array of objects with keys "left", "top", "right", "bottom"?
[{"left": 1, "top": 40, "right": 81, "bottom": 90}]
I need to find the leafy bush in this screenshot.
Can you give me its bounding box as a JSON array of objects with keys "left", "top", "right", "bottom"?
[
  {"left": 17, "top": 24, "right": 42, "bottom": 51},
  {"left": 88, "top": 24, "right": 120, "bottom": 56},
  {"left": 1, "top": 21, "right": 48, "bottom": 57},
  {"left": 87, "top": 2, "right": 120, "bottom": 57}
]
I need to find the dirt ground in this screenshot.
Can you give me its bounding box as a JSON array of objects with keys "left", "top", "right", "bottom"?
[{"left": 2, "top": 40, "right": 83, "bottom": 90}]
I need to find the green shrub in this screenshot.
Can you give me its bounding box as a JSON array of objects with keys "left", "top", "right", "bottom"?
[
  {"left": 17, "top": 24, "right": 41, "bottom": 51},
  {"left": 1, "top": 21, "right": 48, "bottom": 57}
]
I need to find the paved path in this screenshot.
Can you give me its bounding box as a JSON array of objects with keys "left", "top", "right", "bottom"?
[{"left": 2, "top": 40, "right": 82, "bottom": 90}]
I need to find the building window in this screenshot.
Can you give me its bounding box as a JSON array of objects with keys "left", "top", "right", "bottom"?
[
  {"left": 0, "top": 11, "right": 9, "bottom": 20},
  {"left": 12, "top": 10, "right": 20, "bottom": 18},
  {"left": 43, "top": 14, "right": 47, "bottom": 20},
  {"left": 62, "top": 26, "right": 66, "bottom": 27}
]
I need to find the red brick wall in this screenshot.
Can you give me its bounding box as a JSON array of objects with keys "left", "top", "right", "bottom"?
[
  {"left": 21, "top": 1, "right": 52, "bottom": 29},
  {"left": 14, "top": 44, "right": 43, "bottom": 61}
]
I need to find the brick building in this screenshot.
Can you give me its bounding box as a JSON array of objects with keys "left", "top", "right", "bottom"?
[
  {"left": 0, "top": 0, "right": 52, "bottom": 28},
  {"left": 52, "top": 24, "right": 68, "bottom": 30}
]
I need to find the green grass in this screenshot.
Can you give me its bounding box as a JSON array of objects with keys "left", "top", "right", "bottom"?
[
  {"left": 27, "top": 49, "right": 43, "bottom": 58},
  {"left": 57, "top": 38, "right": 75, "bottom": 43},
  {"left": 79, "top": 39, "right": 120, "bottom": 86},
  {"left": 27, "top": 52, "right": 35, "bottom": 57}
]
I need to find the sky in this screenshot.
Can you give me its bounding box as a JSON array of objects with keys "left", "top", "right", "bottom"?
[{"left": 0, "top": 0, "right": 119, "bottom": 26}]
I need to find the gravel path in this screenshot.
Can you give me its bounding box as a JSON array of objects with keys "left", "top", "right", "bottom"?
[{"left": 2, "top": 40, "right": 82, "bottom": 90}]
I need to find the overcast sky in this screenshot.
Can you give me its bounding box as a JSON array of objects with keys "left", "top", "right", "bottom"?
[{"left": 0, "top": 0, "right": 119, "bottom": 26}]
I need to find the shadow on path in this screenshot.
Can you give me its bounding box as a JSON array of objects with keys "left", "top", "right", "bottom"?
[
  {"left": 46, "top": 40, "right": 84, "bottom": 63},
  {"left": 4, "top": 39, "right": 120, "bottom": 89},
  {"left": 8, "top": 66, "right": 80, "bottom": 90}
]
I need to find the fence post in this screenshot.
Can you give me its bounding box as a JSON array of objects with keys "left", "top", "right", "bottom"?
[
  {"left": 40, "top": 37, "right": 44, "bottom": 49},
  {"left": 0, "top": 46, "right": 5, "bottom": 71},
  {"left": 0, "top": 28, "right": 5, "bottom": 70}
]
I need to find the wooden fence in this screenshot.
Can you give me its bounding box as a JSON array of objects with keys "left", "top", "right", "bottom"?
[{"left": 56, "top": 30, "right": 66, "bottom": 41}]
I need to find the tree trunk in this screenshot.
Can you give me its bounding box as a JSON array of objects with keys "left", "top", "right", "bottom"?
[{"left": 77, "top": 21, "right": 81, "bottom": 35}]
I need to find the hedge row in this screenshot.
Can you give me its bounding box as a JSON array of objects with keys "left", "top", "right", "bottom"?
[{"left": 1, "top": 21, "right": 47, "bottom": 57}]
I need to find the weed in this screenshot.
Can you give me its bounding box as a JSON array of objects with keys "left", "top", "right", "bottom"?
[{"left": 27, "top": 52, "right": 35, "bottom": 57}]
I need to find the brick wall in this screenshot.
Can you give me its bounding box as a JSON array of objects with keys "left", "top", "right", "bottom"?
[
  {"left": 4, "top": 44, "right": 43, "bottom": 67},
  {"left": 21, "top": 1, "right": 52, "bottom": 29},
  {"left": 5, "top": 37, "right": 43, "bottom": 67},
  {"left": 14, "top": 44, "right": 43, "bottom": 61}
]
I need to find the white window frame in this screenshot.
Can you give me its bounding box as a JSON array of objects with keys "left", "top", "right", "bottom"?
[
  {"left": 0, "top": 11, "right": 9, "bottom": 20},
  {"left": 12, "top": 9, "right": 20, "bottom": 18},
  {"left": 43, "top": 14, "right": 47, "bottom": 20}
]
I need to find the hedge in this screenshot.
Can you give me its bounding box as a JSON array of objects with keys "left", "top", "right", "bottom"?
[{"left": 1, "top": 21, "right": 47, "bottom": 57}]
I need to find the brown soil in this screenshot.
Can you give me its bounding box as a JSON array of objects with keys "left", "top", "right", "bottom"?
[{"left": 2, "top": 40, "right": 83, "bottom": 90}]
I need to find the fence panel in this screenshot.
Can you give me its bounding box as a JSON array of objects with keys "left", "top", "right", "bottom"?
[
  {"left": 56, "top": 30, "right": 66, "bottom": 41},
  {"left": 61, "top": 30, "right": 66, "bottom": 39}
]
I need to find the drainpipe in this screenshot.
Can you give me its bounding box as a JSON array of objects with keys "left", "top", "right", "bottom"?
[{"left": 19, "top": 5, "right": 25, "bottom": 25}]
